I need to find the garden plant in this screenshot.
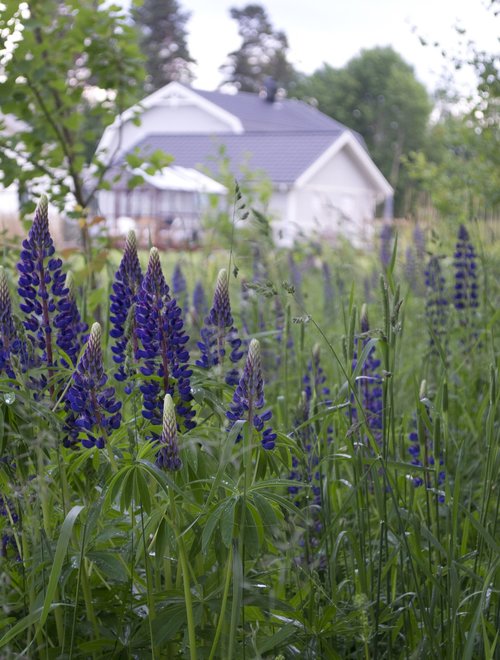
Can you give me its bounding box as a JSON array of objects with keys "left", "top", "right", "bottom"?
[{"left": 0, "top": 192, "right": 499, "bottom": 659}]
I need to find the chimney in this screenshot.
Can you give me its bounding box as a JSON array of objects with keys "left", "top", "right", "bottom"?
[{"left": 263, "top": 77, "right": 278, "bottom": 103}]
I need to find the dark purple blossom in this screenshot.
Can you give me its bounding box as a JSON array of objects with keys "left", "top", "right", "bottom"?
[
  {"left": 380, "top": 223, "right": 394, "bottom": 269},
  {"left": 425, "top": 256, "right": 448, "bottom": 349},
  {"left": 191, "top": 280, "right": 208, "bottom": 325},
  {"left": 226, "top": 338, "right": 276, "bottom": 450},
  {"left": 0, "top": 266, "right": 24, "bottom": 379},
  {"left": 110, "top": 230, "right": 143, "bottom": 386},
  {"left": 351, "top": 306, "right": 383, "bottom": 447},
  {"left": 196, "top": 269, "right": 243, "bottom": 385},
  {"left": 0, "top": 494, "right": 19, "bottom": 559},
  {"left": 54, "top": 272, "right": 88, "bottom": 367},
  {"left": 64, "top": 323, "right": 122, "bottom": 449},
  {"left": 172, "top": 262, "right": 187, "bottom": 312},
  {"left": 156, "top": 393, "right": 182, "bottom": 471},
  {"left": 135, "top": 247, "right": 195, "bottom": 432},
  {"left": 16, "top": 195, "right": 67, "bottom": 378},
  {"left": 408, "top": 382, "right": 445, "bottom": 502},
  {"left": 453, "top": 224, "right": 479, "bottom": 311}
]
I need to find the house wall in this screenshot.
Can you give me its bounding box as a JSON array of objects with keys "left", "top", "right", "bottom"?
[
  {"left": 103, "top": 104, "right": 234, "bottom": 160},
  {"left": 273, "top": 144, "right": 380, "bottom": 247}
]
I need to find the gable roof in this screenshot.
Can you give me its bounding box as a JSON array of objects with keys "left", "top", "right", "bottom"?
[
  {"left": 100, "top": 82, "right": 392, "bottom": 196},
  {"left": 194, "top": 89, "right": 346, "bottom": 133},
  {"left": 126, "top": 130, "right": 345, "bottom": 185}
]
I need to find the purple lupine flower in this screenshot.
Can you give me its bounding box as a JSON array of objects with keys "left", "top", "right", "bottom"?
[
  {"left": 379, "top": 223, "right": 394, "bottom": 270},
  {"left": 0, "top": 266, "right": 24, "bottom": 379},
  {"left": 156, "top": 393, "right": 182, "bottom": 471},
  {"left": 453, "top": 224, "right": 479, "bottom": 311},
  {"left": 322, "top": 261, "right": 334, "bottom": 321},
  {"left": 413, "top": 224, "right": 426, "bottom": 262},
  {"left": 196, "top": 269, "right": 243, "bottom": 386},
  {"left": 54, "top": 272, "right": 88, "bottom": 367},
  {"left": 64, "top": 323, "right": 122, "bottom": 449},
  {"left": 408, "top": 381, "right": 445, "bottom": 502},
  {"left": 288, "top": 252, "right": 304, "bottom": 306},
  {"left": 289, "top": 344, "right": 332, "bottom": 507},
  {"left": 424, "top": 256, "right": 448, "bottom": 349},
  {"left": 110, "top": 230, "right": 143, "bottom": 386},
  {"left": 172, "top": 262, "right": 187, "bottom": 312},
  {"left": 226, "top": 338, "right": 276, "bottom": 450},
  {"left": 0, "top": 494, "right": 20, "bottom": 559},
  {"left": 191, "top": 280, "right": 208, "bottom": 326},
  {"left": 16, "top": 195, "right": 67, "bottom": 387},
  {"left": 135, "top": 247, "right": 195, "bottom": 432},
  {"left": 351, "top": 306, "right": 383, "bottom": 447}
]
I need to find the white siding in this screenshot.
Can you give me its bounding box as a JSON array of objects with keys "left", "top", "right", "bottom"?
[{"left": 272, "top": 144, "right": 381, "bottom": 247}]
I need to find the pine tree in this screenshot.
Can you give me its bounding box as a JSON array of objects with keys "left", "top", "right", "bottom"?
[
  {"left": 132, "top": 0, "right": 194, "bottom": 92},
  {"left": 220, "top": 4, "right": 295, "bottom": 93}
]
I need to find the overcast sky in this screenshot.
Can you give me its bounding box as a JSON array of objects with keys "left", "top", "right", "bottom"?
[{"left": 180, "top": 0, "right": 498, "bottom": 95}]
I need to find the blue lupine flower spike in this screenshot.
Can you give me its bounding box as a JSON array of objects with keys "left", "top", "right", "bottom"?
[
  {"left": 227, "top": 338, "right": 276, "bottom": 450},
  {"left": 17, "top": 195, "right": 67, "bottom": 390},
  {"left": 135, "top": 247, "right": 195, "bottom": 432},
  {"left": 351, "top": 305, "right": 383, "bottom": 447},
  {"left": 0, "top": 266, "right": 23, "bottom": 378},
  {"left": 453, "top": 224, "right": 479, "bottom": 311},
  {"left": 110, "top": 230, "right": 143, "bottom": 384},
  {"left": 64, "top": 322, "right": 122, "bottom": 449},
  {"left": 424, "top": 256, "right": 448, "bottom": 351},
  {"left": 156, "top": 393, "right": 182, "bottom": 471},
  {"left": 54, "top": 271, "right": 88, "bottom": 367},
  {"left": 408, "top": 380, "right": 445, "bottom": 501},
  {"left": 196, "top": 268, "right": 243, "bottom": 385}
]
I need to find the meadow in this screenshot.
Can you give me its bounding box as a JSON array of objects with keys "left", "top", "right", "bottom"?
[{"left": 0, "top": 193, "right": 499, "bottom": 659}]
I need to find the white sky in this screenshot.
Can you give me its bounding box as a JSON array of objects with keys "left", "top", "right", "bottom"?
[{"left": 182, "top": 0, "right": 499, "bottom": 96}]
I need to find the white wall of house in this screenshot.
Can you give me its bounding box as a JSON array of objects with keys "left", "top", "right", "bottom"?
[{"left": 273, "top": 144, "right": 383, "bottom": 247}]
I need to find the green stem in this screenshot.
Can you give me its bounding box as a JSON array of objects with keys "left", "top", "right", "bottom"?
[
  {"left": 140, "top": 506, "right": 156, "bottom": 658},
  {"left": 170, "top": 491, "right": 197, "bottom": 660},
  {"left": 209, "top": 544, "right": 234, "bottom": 660}
]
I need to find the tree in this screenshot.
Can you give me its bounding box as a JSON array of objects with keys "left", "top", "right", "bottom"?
[
  {"left": 295, "top": 47, "right": 431, "bottom": 201},
  {"left": 0, "top": 0, "right": 146, "bottom": 218},
  {"left": 220, "top": 4, "right": 295, "bottom": 93},
  {"left": 131, "top": 0, "right": 194, "bottom": 92}
]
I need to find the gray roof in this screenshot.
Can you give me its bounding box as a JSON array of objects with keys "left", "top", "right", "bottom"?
[
  {"left": 195, "top": 89, "right": 346, "bottom": 133},
  {"left": 128, "top": 131, "right": 345, "bottom": 184},
  {"left": 118, "top": 87, "right": 368, "bottom": 185}
]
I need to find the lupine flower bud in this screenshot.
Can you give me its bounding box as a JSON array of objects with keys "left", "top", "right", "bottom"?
[
  {"left": 156, "top": 393, "right": 182, "bottom": 471},
  {"left": 65, "top": 322, "right": 122, "bottom": 448},
  {"left": 196, "top": 269, "right": 243, "bottom": 385},
  {"left": 226, "top": 338, "right": 276, "bottom": 449}
]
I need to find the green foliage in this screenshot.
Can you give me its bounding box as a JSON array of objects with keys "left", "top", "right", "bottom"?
[
  {"left": 295, "top": 47, "right": 431, "bottom": 206},
  {"left": 131, "top": 0, "right": 194, "bottom": 92},
  {"left": 220, "top": 3, "right": 296, "bottom": 93},
  {"left": 0, "top": 0, "right": 146, "bottom": 211},
  {"left": 0, "top": 189, "right": 499, "bottom": 658}
]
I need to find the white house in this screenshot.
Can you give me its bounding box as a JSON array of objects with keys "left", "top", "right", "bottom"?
[{"left": 96, "top": 82, "right": 393, "bottom": 247}]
